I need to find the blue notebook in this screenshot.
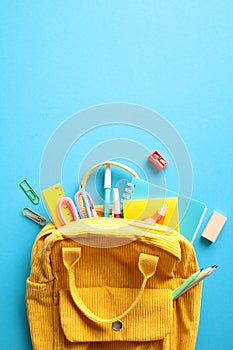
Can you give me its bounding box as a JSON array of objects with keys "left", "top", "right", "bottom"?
[{"left": 122, "top": 178, "right": 207, "bottom": 243}]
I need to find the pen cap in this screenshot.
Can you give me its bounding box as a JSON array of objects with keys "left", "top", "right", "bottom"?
[
  {"left": 158, "top": 204, "right": 166, "bottom": 216},
  {"left": 113, "top": 188, "right": 121, "bottom": 214},
  {"left": 104, "top": 165, "right": 111, "bottom": 188}
]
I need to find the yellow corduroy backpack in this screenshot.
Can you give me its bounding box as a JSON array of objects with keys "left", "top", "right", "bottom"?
[{"left": 26, "top": 162, "right": 202, "bottom": 350}]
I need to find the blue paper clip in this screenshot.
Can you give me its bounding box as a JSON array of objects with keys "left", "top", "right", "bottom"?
[{"left": 19, "top": 179, "right": 40, "bottom": 205}]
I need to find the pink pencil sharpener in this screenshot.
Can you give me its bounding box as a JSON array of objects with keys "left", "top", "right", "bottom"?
[{"left": 148, "top": 150, "right": 169, "bottom": 171}]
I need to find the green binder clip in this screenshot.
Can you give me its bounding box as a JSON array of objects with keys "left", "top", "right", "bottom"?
[{"left": 19, "top": 179, "right": 40, "bottom": 205}]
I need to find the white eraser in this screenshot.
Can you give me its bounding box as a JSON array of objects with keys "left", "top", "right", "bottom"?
[{"left": 201, "top": 211, "right": 227, "bottom": 243}]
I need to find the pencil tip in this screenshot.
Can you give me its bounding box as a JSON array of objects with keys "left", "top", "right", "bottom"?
[{"left": 212, "top": 265, "right": 218, "bottom": 268}]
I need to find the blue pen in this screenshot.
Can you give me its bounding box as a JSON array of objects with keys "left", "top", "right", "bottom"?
[
  {"left": 104, "top": 165, "right": 111, "bottom": 217},
  {"left": 81, "top": 186, "right": 92, "bottom": 218}
]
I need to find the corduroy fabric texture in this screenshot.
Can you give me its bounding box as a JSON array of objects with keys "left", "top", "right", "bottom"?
[{"left": 26, "top": 218, "right": 202, "bottom": 350}]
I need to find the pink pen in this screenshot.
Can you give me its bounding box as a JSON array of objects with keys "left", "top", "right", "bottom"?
[{"left": 112, "top": 188, "right": 121, "bottom": 218}]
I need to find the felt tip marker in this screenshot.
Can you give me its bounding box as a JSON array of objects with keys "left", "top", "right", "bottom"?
[
  {"left": 155, "top": 204, "right": 166, "bottom": 224},
  {"left": 104, "top": 165, "right": 111, "bottom": 218},
  {"left": 142, "top": 204, "right": 166, "bottom": 224},
  {"left": 112, "top": 188, "right": 121, "bottom": 218}
]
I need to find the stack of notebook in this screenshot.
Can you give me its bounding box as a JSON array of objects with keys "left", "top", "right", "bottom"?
[{"left": 122, "top": 178, "right": 207, "bottom": 243}]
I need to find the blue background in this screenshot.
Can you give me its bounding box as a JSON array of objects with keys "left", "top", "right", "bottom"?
[{"left": 1, "top": 1, "right": 232, "bottom": 349}]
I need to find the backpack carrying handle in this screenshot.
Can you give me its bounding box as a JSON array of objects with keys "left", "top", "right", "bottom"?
[
  {"left": 62, "top": 247, "right": 159, "bottom": 324},
  {"left": 80, "top": 161, "right": 140, "bottom": 189}
]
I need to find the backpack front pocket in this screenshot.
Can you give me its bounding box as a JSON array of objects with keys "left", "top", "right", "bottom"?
[{"left": 59, "top": 287, "right": 173, "bottom": 349}]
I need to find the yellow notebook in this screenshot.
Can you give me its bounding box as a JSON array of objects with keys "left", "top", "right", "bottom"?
[{"left": 123, "top": 197, "right": 180, "bottom": 231}]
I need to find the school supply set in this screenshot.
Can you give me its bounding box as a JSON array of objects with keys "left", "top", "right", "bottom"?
[
  {"left": 25, "top": 161, "right": 209, "bottom": 350},
  {"left": 122, "top": 178, "right": 207, "bottom": 243}
]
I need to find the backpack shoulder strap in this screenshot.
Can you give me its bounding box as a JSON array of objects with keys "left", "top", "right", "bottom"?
[{"left": 30, "top": 222, "right": 56, "bottom": 264}]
